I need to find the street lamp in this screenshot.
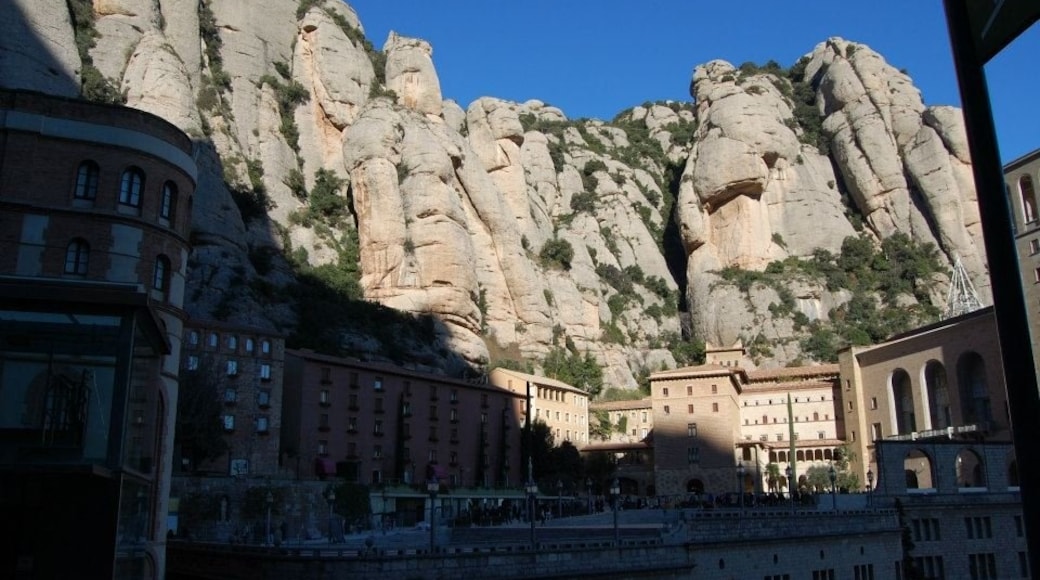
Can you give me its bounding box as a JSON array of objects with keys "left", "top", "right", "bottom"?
[
  {"left": 586, "top": 477, "right": 592, "bottom": 514},
  {"left": 265, "top": 490, "right": 274, "bottom": 546},
  {"left": 828, "top": 464, "right": 838, "bottom": 511},
  {"left": 427, "top": 479, "right": 439, "bottom": 552},
  {"left": 610, "top": 478, "right": 621, "bottom": 546},
  {"left": 784, "top": 465, "right": 794, "bottom": 514},
  {"left": 736, "top": 462, "right": 746, "bottom": 513},
  {"left": 556, "top": 479, "right": 563, "bottom": 518},
  {"left": 326, "top": 489, "right": 336, "bottom": 545},
  {"left": 526, "top": 458, "right": 538, "bottom": 549},
  {"left": 867, "top": 468, "right": 875, "bottom": 508}
]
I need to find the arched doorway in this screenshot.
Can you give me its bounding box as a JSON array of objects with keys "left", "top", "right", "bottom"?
[
  {"left": 904, "top": 449, "right": 934, "bottom": 490},
  {"left": 686, "top": 479, "right": 705, "bottom": 494},
  {"left": 924, "top": 361, "right": 950, "bottom": 429},
  {"left": 955, "top": 448, "right": 985, "bottom": 488},
  {"left": 891, "top": 369, "right": 916, "bottom": 434}
]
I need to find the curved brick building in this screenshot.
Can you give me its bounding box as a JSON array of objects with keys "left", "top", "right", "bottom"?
[{"left": 0, "top": 89, "right": 196, "bottom": 579}]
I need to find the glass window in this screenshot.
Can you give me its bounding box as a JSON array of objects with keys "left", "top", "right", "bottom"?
[
  {"left": 153, "top": 255, "right": 170, "bottom": 292},
  {"left": 222, "top": 415, "right": 235, "bottom": 431},
  {"left": 256, "top": 416, "right": 269, "bottom": 433},
  {"left": 245, "top": 338, "right": 254, "bottom": 352},
  {"left": 187, "top": 355, "right": 199, "bottom": 371},
  {"left": 227, "top": 335, "right": 238, "bottom": 350},
  {"left": 119, "top": 167, "right": 144, "bottom": 208},
  {"left": 257, "top": 390, "right": 271, "bottom": 407},
  {"left": 259, "top": 364, "right": 271, "bottom": 380},
  {"left": 226, "top": 360, "right": 238, "bottom": 376},
  {"left": 208, "top": 333, "right": 218, "bottom": 347},
  {"left": 74, "top": 161, "right": 99, "bottom": 200},
  {"left": 261, "top": 340, "right": 271, "bottom": 354},
  {"left": 188, "top": 331, "right": 199, "bottom": 346},
  {"left": 64, "top": 239, "right": 89, "bottom": 275},
  {"left": 160, "top": 181, "right": 177, "bottom": 220}
]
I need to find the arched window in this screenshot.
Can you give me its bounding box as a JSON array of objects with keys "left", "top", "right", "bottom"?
[
  {"left": 955, "top": 448, "right": 985, "bottom": 488},
  {"left": 188, "top": 331, "right": 199, "bottom": 347},
  {"left": 160, "top": 181, "right": 177, "bottom": 221},
  {"left": 120, "top": 167, "right": 145, "bottom": 208},
  {"left": 904, "top": 449, "right": 934, "bottom": 490},
  {"left": 891, "top": 369, "right": 916, "bottom": 434},
  {"left": 958, "top": 352, "right": 992, "bottom": 426},
  {"left": 64, "top": 239, "right": 90, "bottom": 275},
  {"left": 1020, "top": 175, "right": 1037, "bottom": 224},
  {"left": 245, "top": 338, "right": 254, "bottom": 352},
  {"left": 261, "top": 339, "right": 271, "bottom": 354},
  {"left": 208, "top": 333, "right": 218, "bottom": 348},
  {"left": 153, "top": 255, "right": 170, "bottom": 293},
  {"left": 924, "top": 361, "right": 950, "bottom": 430},
  {"left": 74, "top": 161, "right": 99, "bottom": 200}
]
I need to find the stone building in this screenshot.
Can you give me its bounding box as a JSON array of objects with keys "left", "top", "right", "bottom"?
[
  {"left": 589, "top": 398, "right": 652, "bottom": 444},
  {"left": 1005, "top": 147, "right": 1040, "bottom": 376},
  {"left": 179, "top": 321, "right": 285, "bottom": 477},
  {"left": 282, "top": 349, "right": 525, "bottom": 488},
  {"left": 489, "top": 368, "right": 590, "bottom": 446},
  {"left": 0, "top": 89, "right": 196, "bottom": 579}
]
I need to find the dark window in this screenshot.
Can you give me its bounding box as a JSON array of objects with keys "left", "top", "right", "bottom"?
[
  {"left": 160, "top": 181, "right": 177, "bottom": 220},
  {"left": 119, "top": 167, "right": 145, "bottom": 207},
  {"left": 74, "top": 161, "right": 99, "bottom": 200},
  {"left": 64, "top": 239, "right": 89, "bottom": 275},
  {"left": 153, "top": 255, "right": 170, "bottom": 293}
]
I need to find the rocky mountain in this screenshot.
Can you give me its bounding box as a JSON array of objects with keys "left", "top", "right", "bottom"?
[{"left": 1, "top": 0, "right": 989, "bottom": 392}]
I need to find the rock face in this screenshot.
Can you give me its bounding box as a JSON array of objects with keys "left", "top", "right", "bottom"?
[{"left": 0, "top": 0, "right": 990, "bottom": 383}]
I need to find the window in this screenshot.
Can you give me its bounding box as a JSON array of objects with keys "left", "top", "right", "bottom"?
[
  {"left": 871, "top": 422, "right": 883, "bottom": 440},
  {"left": 373, "top": 419, "right": 383, "bottom": 435},
  {"left": 320, "top": 367, "right": 331, "bottom": 383},
  {"left": 188, "top": 331, "right": 200, "bottom": 347},
  {"left": 119, "top": 167, "right": 144, "bottom": 208},
  {"left": 226, "top": 360, "right": 238, "bottom": 376},
  {"left": 259, "top": 363, "right": 271, "bottom": 380},
  {"left": 664, "top": 405, "right": 671, "bottom": 414},
  {"left": 712, "top": 402, "right": 719, "bottom": 412},
  {"left": 319, "top": 414, "right": 329, "bottom": 429},
  {"left": 711, "top": 384, "right": 717, "bottom": 394},
  {"left": 374, "top": 377, "right": 383, "bottom": 391},
  {"left": 818, "top": 431, "right": 825, "bottom": 439},
  {"left": 222, "top": 414, "right": 235, "bottom": 431},
  {"left": 481, "top": 393, "right": 488, "bottom": 407},
  {"left": 812, "top": 571, "right": 835, "bottom": 580},
  {"left": 256, "top": 416, "right": 269, "bottom": 433},
  {"left": 74, "top": 161, "right": 99, "bottom": 200},
  {"left": 776, "top": 433, "right": 784, "bottom": 441},
  {"left": 373, "top": 445, "right": 383, "bottom": 459},
  {"left": 208, "top": 333, "right": 219, "bottom": 348},
  {"left": 429, "top": 405, "right": 437, "bottom": 420},
  {"left": 153, "top": 255, "right": 170, "bottom": 293},
  {"left": 226, "top": 335, "right": 237, "bottom": 350},
  {"left": 429, "top": 426, "right": 438, "bottom": 441},
  {"left": 160, "top": 181, "right": 177, "bottom": 220},
  {"left": 374, "top": 398, "right": 384, "bottom": 413},
  {"left": 687, "top": 447, "right": 699, "bottom": 463},
  {"left": 317, "top": 440, "right": 328, "bottom": 456},
  {"left": 1031, "top": 239, "right": 1040, "bottom": 255},
  {"left": 481, "top": 411, "right": 488, "bottom": 423},
  {"left": 319, "top": 389, "right": 330, "bottom": 405},
  {"left": 450, "top": 408, "right": 458, "bottom": 422},
  {"left": 870, "top": 397, "right": 878, "bottom": 410},
  {"left": 450, "top": 451, "right": 458, "bottom": 465},
  {"left": 852, "top": 564, "right": 874, "bottom": 580},
  {"left": 260, "top": 339, "right": 271, "bottom": 354},
  {"left": 64, "top": 239, "right": 89, "bottom": 275},
  {"left": 1034, "top": 266, "right": 1040, "bottom": 284},
  {"left": 257, "top": 390, "right": 271, "bottom": 408},
  {"left": 968, "top": 553, "right": 997, "bottom": 579},
  {"left": 451, "top": 389, "right": 458, "bottom": 403},
  {"left": 687, "top": 423, "right": 697, "bottom": 437},
  {"left": 1019, "top": 552, "right": 1029, "bottom": 578},
  {"left": 224, "top": 388, "right": 237, "bottom": 403},
  {"left": 347, "top": 417, "right": 357, "bottom": 432},
  {"left": 965, "top": 517, "right": 992, "bottom": 539},
  {"left": 642, "top": 411, "right": 648, "bottom": 422},
  {"left": 245, "top": 338, "right": 254, "bottom": 352},
  {"left": 429, "top": 385, "right": 437, "bottom": 400},
  {"left": 662, "top": 387, "right": 669, "bottom": 396},
  {"left": 349, "top": 394, "right": 360, "bottom": 410},
  {"left": 688, "top": 404, "right": 695, "bottom": 414},
  {"left": 187, "top": 355, "right": 199, "bottom": 371}
]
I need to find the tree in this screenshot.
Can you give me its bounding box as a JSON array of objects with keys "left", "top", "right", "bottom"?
[
  {"left": 175, "top": 357, "right": 229, "bottom": 472},
  {"left": 589, "top": 410, "right": 612, "bottom": 441},
  {"left": 765, "top": 463, "right": 781, "bottom": 492},
  {"left": 804, "top": 465, "right": 833, "bottom": 493}
]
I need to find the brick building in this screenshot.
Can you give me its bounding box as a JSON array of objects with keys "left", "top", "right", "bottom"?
[
  {"left": 0, "top": 89, "right": 196, "bottom": 579},
  {"left": 179, "top": 321, "right": 285, "bottom": 477},
  {"left": 282, "top": 350, "right": 525, "bottom": 488}
]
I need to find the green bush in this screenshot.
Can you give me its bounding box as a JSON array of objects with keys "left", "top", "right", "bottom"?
[{"left": 539, "top": 238, "right": 574, "bottom": 270}]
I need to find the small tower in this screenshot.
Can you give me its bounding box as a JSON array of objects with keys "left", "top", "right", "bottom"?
[{"left": 944, "top": 254, "right": 983, "bottom": 319}]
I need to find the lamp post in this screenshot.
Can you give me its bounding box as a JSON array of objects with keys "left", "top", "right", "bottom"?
[
  {"left": 556, "top": 479, "right": 563, "bottom": 518},
  {"left": 828, "top": 464, "right": 838, "bottom": 511},
  {"left": 265, "top": 490, "right": 273, "bottom": 546},
  {"left": 784, "top": 465, "right": 794, "bottom": 514},
  {"left": 427, "top": 479, "right": 439, "bottom": 552},
  {"left": 736, "top": 462, "right": 746, "bottom": 514},
  {"left": 326, "top": 489, "right": 336, "bottom": 545},
  {"left": 867, "top": 469, "right": 875, "bottom": 509},
  {"left": 610, "top": 478, "right": 621, "bottom": 546},
  {"left": 586, "top": 477, "right": 592, "bottom": 514},
  {"left": 526, "top": 458, "right": 538, "bottom": 549}
]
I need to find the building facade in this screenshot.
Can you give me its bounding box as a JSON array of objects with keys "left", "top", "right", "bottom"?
[
  {"left": 283, "top": 350, "right": 526, "bottom": 489},
  {"left": 0, "top": 89, "right": 196, "bottom": 579},
  {"left": 1004, "top": 147, "right": 1040, "bottom": 376},
  {"left": 489, "top": 368, "right": 590, "bottom": 446},
  {"left": 179, "top": 321, "right": 285, "bottom": 477}
]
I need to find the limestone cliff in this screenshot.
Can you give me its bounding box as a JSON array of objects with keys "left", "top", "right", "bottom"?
[{"left": 0, "top": 1, "right": 989, "bottom": 387}]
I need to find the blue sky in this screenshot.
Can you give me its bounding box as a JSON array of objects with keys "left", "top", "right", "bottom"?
[{"left": 346, "top": 1, "right": 1037, "bottom": 163}]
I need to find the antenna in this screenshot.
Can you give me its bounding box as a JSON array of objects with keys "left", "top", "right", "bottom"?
[{"left": 944, "top": 254, "right": 983, "bottom": 319}]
